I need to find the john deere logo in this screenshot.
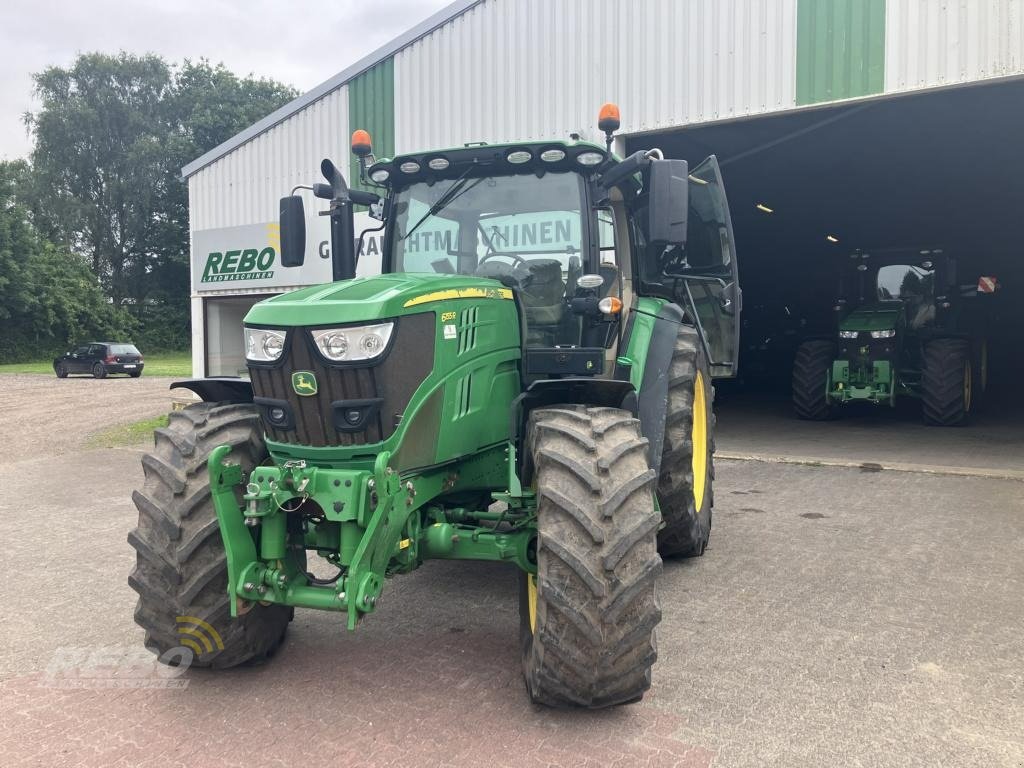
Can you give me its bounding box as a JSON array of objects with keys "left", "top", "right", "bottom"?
[{"left": 292, "top": 371, "right": 318, "bottom": 396}]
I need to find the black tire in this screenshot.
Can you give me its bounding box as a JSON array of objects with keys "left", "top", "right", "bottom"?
[
  {"left": 922, "top": 338, "right": 972, "bottom": 426},
  {"left": 971, "top": 338, "right": 988, "bottom": 410},
  {"left": 55, "top": 363, "right": 67, "bottom": 379},
  {"left": 92, "top": 362, "right": 107, "bottom": 379},
  {"left": 128, "top": 402, "right": 291, "bottom": 668},
  {"left": 520, "top": 405, "right": 661, "bottom": 708},
  {"left": 129, "top": 371, "right": 143, "bottom": 378},
  {"left": 656, "top": 325, "right": 715, "bottom": 558},
  {"left": 792, "top": 340, "right": 836, "bottom": 420}
]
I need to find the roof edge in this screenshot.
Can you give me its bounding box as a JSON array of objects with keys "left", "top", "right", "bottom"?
[{"left": 181, "top": 0, "right": 484, "bottom": 180}]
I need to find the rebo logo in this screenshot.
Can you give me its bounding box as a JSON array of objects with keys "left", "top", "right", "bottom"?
[{"left": 202, "top": 247, "right": 275, "bottom": 283}]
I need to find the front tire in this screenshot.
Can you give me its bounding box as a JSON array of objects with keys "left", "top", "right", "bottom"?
[
  {"left": 792, "top": 340, "right": 836, "bottom": 420},
  {"left": 55, "top": 363, "right": 67, "bottom": 378},
  {"left": 656, "top": 325, "right": 715, "bottom": 558},
  {"left": 520, "top": 406, "right": 661, "bottom": 708},
  {"left": 92, "top": 362, "right": 107, "bottom": 379},
  {"left": 128, "top": 402, "right": 291, "bottom": 668},
  {"left": 922, "top": 338, "right": 972, "bottom": 426}
]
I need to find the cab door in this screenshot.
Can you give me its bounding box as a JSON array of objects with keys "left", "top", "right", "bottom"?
[{"left": 683, "top": 155, "right": 741, "bottom": 378}]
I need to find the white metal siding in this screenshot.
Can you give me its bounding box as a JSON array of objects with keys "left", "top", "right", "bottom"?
[
  {"left": 394, "top": 0, "right": 798, "bottom": 152},
  {"left": 885, "top": 0, "right": 1024, "bottom": 92},
  {"left": 188, "top": 86, "right": 349, "bottom": 233}
]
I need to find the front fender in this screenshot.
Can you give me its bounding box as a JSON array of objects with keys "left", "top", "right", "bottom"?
[{"left": 171, "top": 377, "right": 254, "bottom": 403}]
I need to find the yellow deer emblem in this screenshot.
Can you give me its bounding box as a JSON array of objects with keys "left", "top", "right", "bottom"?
[{"left": 291, "top": 371, "right": 318, "bottom": 396}]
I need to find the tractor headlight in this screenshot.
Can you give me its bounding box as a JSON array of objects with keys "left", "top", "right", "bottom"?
[
  {"left": 871, "top": 329, "right": 896, "bottom": 339},
  {"left": 838, "top": 330, "right": 859, "bottom": 339},
  {"left": 311, "top": 323, "right": 395, "bottom": 362},
  {"left": 245, "top": 328, "right": 286, "bottom": 362}
]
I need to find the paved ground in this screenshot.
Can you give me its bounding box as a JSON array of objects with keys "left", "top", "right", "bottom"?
[
  {"left": 715, "top": 384, "right": 1024, "bottom": 477},
  {"left": 0, "top": 376, "right": 1021, "bottom": 767}
]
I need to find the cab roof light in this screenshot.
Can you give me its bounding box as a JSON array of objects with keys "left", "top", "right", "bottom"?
[
  {"left": 351, "top": 129, "right": 372, "bottom": 158},
  {"left": 598, "top": 103, "right": 621, "bottom": 151}
]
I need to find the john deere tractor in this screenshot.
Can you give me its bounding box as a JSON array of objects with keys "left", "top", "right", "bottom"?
[
  {"left": 792, "top": 248, "right": 992, "bottom": 426},
  {"left": 129, "top": 106, "right": 741, "bottom": 708}
]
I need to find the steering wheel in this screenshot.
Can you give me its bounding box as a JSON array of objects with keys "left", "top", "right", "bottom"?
[{"left": 479, "top": 251, "right": 528, "bottom": 268}]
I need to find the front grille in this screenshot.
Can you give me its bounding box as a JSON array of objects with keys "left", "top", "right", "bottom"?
[{"left": 250, "top": 312, "right": 435, "bottom": 448}]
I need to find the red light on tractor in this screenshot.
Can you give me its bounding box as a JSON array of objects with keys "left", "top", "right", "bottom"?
[{"left": 351, "top": 130, "right": 372, "bottom": 158}]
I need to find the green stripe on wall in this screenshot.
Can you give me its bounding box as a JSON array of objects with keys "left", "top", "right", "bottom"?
[
  {"left": 796, "top": 0, "right": 886, "bottom": 106},
  {"left": 348, "top": 58, "right": 395, "bottom": 192}
]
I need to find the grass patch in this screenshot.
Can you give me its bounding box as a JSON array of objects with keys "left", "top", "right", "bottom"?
[
  {"left": 0, "top": 351, "right": 192, "bottom": 377},
  {"left": 89, "top": 414, "right": 169, "bottom": 448}
]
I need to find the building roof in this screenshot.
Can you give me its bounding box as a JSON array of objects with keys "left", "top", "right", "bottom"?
[{"left": 181, "top": 0, "right": 483, "bottom": 179}]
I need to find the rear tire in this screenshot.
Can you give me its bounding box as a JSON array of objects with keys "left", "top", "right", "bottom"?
[
  {"left": 55, "top": 363, "right": 67, "bottom": 379},
  {"left": 92, "top": 363, "right": 107, "bottom": 379},
  {"left": 520, "top": 406, "right": 661, "bottom": 708},
  {"left": 792, "top": 340, "right": 836, "bottom": 420},
  {"left": 922, "top": 338, "right": 972, "bottom": 426},
  {"left": 970, "top": 338, "right": 988, "bottom": 411},
  {"left": 128, "top": 402, "right": 291, "bottom": 668},
  {"left": 656, "top": 325, "right": 715, "bottom": 558}
]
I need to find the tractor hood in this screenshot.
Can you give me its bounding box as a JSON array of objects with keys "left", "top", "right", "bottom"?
[
  {"left": 839, "top": 301, "right": 903, "bottom": 332},
  {"left": 244, "top": 273, "right": 513, "bottom": 326}
]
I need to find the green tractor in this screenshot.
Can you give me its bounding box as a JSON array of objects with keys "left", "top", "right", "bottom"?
[
  {"left": 128, "top": 106, "right": 741, "bottom": 708},
  {"left": 792, "top": 248, "right": 993, "bottom": 426}
]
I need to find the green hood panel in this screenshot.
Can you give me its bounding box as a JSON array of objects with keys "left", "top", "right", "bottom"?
[
  {"left": 839, "top": 301, "right": 903, "bottom": 332},
  {"left": 245, "top": 274, "right": 513, "bottom": 326}
]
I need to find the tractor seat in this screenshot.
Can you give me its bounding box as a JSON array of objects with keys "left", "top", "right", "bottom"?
[{"left": 518, "top": 259, "right": 566, "bottom": 326}]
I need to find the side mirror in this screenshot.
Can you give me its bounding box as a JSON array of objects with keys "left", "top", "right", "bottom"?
[
  {"left": 647, "top": 159, "right": 688, "bottom": 245},
  {"left": 279, "top": 195, "right": 306, "bottom": 267}
]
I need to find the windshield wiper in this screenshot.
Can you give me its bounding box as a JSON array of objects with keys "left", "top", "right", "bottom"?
[{"left": 401, "top": 169, "right": 483, "bottom": 242}]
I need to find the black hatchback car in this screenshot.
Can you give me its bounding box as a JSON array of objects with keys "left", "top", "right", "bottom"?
[{"left": 54, "top": 342, "right": 145, "bottom": 378}]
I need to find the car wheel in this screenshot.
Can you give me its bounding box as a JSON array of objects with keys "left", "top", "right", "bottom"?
[
  {"left": 55, "top": 363, "right": 68, "bottom": 379},
  {"left": 129, "top": 371, "right": 142, "bottom": 378},
  {"left": 92, "top": 363, "right": 107, "bottom": 379}
]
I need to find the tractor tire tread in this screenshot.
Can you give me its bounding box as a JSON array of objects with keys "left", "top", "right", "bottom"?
[
  {"left": 792, "top": 340, "right": 836, "bottom": 420},
  {"left": 128, "top": 401, "right": 290, "bottom": 669},
  {"left": 657, "top": 325, "right": 716, "bottom": 557},
  {"left": 921, "top": 338, "right": 971, "bottom": 426},
  {"left": 522, "top": 405, "right": 661, "bottom": 709}
]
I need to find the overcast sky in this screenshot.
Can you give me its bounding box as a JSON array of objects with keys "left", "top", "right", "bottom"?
[{"left": 0, "top": 0, "right": 452, "bottom": 160}]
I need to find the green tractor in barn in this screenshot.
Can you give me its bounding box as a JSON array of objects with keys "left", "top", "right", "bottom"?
[
  {"left": 792, "top": 248, "right": 993, "bottom": 426},
  {"left": 129, "top": 106, "right": 741, "bottom": 708}
]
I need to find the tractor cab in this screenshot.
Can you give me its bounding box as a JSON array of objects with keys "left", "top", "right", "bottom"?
[{"left": 793, "top": 246, "right": 992, "bottom": 425}]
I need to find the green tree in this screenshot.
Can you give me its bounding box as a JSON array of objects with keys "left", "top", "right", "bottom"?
[
  {"left": 0, "top": 159, "right": 133, "bottom": 361},
  {"left": 24, "top": 53, "right": 296, "bottom": 349}
]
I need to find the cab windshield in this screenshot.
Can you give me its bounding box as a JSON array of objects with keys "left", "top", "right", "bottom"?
[
  {"left": 389, "top": 171, "right": 588, "bottom": 346},
  {"left": 391, "top": 171, "right": 586, "bottom": 278},
  {"left": 877, "top": 264, "right": 934, "bottom": 301}
]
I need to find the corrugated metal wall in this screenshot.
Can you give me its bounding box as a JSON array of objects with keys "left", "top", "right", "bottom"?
[
  {"left": 885, "top": 0, "right": 1024, "bottom": 92},
  {"left": 348, "top": 59, "right": 395, "bottom": 190},
  {"left": 188, "top": 86, "right": 349, "bottom": 231},
  {"left": 394, "top": 0, "right": 798, "bottom": 152},
  {"left": 187, "top": 0, "right": 1024, "bottom": 232},
  {"left": 796, "top": 0, "right": 886, "bottom": 105}
]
